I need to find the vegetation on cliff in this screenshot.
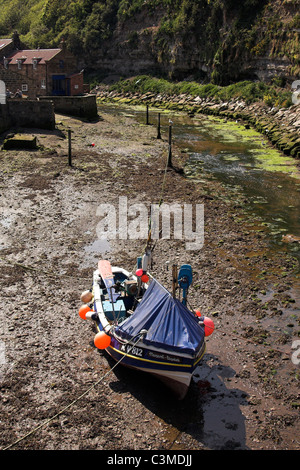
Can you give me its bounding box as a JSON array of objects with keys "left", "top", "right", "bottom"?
[
  {"left": 0, "top": 0, "right": 299, "bottom": 83},
  {"left": 108, "top": 74, "right": 293, "bottom": 108}
]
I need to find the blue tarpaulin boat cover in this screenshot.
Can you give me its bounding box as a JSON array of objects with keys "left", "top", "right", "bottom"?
[{"left": 115, "top": 279, "right": 205, "bottom": 355}]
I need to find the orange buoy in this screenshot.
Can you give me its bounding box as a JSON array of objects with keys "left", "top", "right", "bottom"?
[
  {"left": 136, "top": 269, "right": 143, "bottom": 277},
  {"left": 80, "top": 290, "right": 93, "bottom": 303},
  {"left": 195, "top": 310, "right": 201, "bottom": 317},
  {"left": 141, "top": 273, "right": 149, "bottom": 283},
  {"left": 203, "top": 317, "right": 214, "bottom": 336},
  {"left": 94, "top": 331, "right": 111, "bottom": 349},
  {"left": 79, "top": 304, "right": 92, "bottom": 320}
]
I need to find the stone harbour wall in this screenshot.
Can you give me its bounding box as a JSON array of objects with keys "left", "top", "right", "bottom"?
[
  {"left": 39, "top": 94, "right": 98, "bottom": 120},
  {"left": 0, "top": 99, "right": 55, "bottom": 134}
]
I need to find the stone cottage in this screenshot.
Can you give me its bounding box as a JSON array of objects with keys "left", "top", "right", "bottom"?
[{"left": 0, "top": 33, "right": 84, "bottom": 99}]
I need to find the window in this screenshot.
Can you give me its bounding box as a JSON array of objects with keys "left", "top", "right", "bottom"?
[
  {"left": 22, "top": 84, "right": 28, "bottom": 92},
  {"left": 32, "top": 58, "right": 41, "bottom": 70},
  {"left": 17, "top": 58, "right": 26, "bottom": 69},
  {"left": 41, "top": 79, "right": 46, "bottom": 89}
]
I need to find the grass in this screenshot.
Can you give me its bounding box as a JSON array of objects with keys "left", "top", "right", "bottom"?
[{"left": 109, "top": 75, "right": 293, "bottom": 108}]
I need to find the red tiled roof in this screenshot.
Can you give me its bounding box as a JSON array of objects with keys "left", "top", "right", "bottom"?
[
  {"left": 0, "top": 39, "right": 13, "bottom": 50},
  {"left": 6, "top": 49, "right": 61, "bottom": 64}
]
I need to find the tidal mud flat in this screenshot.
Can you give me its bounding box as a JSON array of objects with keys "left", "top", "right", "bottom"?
[{"left": 0, "top": 104, "right": 299, "bottom": 451}]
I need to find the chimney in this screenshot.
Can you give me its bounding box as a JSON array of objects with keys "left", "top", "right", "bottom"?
[
  {"left": 12, "top": 31, "right": 21, "bottom": 50},
  {"left": 59, "top": 38, "right": 66, "bottom": 52}
]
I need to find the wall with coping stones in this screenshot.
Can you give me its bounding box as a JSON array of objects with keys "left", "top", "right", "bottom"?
[
  {"left": 0, "top": 99, "right": 55, "bottom": 134},
  {"left": 39, "top": 94, "right": 98, "bottom": 120},
  {"left": 96, "top": 90, "right": 300, "bottom": 159}
]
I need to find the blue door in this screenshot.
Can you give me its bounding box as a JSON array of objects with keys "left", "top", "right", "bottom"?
[{"left": 52, "top": 75, "right": 66, "bottom": 96}]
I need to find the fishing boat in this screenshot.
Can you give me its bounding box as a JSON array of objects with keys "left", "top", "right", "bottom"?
[{"left": 79, "top": 252, "right": 214, "bottom": 400}]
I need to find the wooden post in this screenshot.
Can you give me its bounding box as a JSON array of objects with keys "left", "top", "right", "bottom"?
[
  {"left": 68, "top": 129, "right": 72, "bottom": 166},
  {"left": 167, "top": 123, "right": 172, "bottom": 167},
  {"left": 157, "top": 113, "right": 161, "bottom": 139},
  {"left": 146, "top": 104, "right": 149, "bottom": 125}
]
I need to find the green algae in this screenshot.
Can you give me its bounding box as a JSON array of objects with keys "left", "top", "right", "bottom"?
[
  {"left": 248, "top": 146, "right": 300, "bottom": 178},
  {"left": 194, "top": 115, "right": 300, "bottom": 179},
  {"left": 222, "top": 155, "right": 240, "bottom": 161}
]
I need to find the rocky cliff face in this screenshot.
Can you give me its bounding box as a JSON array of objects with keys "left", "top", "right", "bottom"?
[
  {"left": 82, "top": 0, "right": 299, "bottom": 85},
  {"left": 1, "top": 0, "right": 298, "bottom": 84},
  {"left": 87, "top": 7, "right": 165, "bottom": 79}
]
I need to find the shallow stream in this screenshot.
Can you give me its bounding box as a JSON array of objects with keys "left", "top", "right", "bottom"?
[{"left": 177, "top": 114, "right": 300, "bottom": 251}]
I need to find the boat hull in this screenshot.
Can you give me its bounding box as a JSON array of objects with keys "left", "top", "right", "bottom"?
[{"left": 97, "top": 324, "right": 206, "bottom": 400}]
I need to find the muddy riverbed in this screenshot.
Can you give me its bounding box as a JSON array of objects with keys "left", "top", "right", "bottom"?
[{"left": 0, "top": 105, "right": 299, "bottom": 451}]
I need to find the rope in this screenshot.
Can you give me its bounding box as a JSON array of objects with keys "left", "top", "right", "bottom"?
[
  {"left": 143, "top": 152, "right": 170, "bottom": 255},
  {"left": 158, "top": 151, "right": 170, "bottom": 208},
  {"left": 1, "top": 333, "right": 145, "bottom": 451}
]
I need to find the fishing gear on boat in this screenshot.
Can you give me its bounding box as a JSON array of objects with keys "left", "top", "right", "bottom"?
[{"left": 177, "top": 264, "right": 193, "bottom": 306}]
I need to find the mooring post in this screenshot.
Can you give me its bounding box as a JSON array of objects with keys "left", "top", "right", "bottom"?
[
  {"left": 146, "top": 104, "right": 149, "bottom": 125},
  {"left": 157, "top": 113, "right": 161, "bottom": 139},
  {"left": 167, "top": 121, "right": 172, "bottom": 167},
  {"left": 68, "top": 129, "right": 72, "bottom": 166}
]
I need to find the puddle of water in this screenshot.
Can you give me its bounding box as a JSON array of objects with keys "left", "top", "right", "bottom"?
[
  {"left": 81, "top": 239, "right": 111, "bottom": 269},
  {"left": 102, "top": 102, "right": 300, "bottom": 246},
  {"left": 0, "top": 215, "right": 12, "bottom": 229},
  {"left": 84, "top": 239, "right": 111, "bottom": 254}
]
